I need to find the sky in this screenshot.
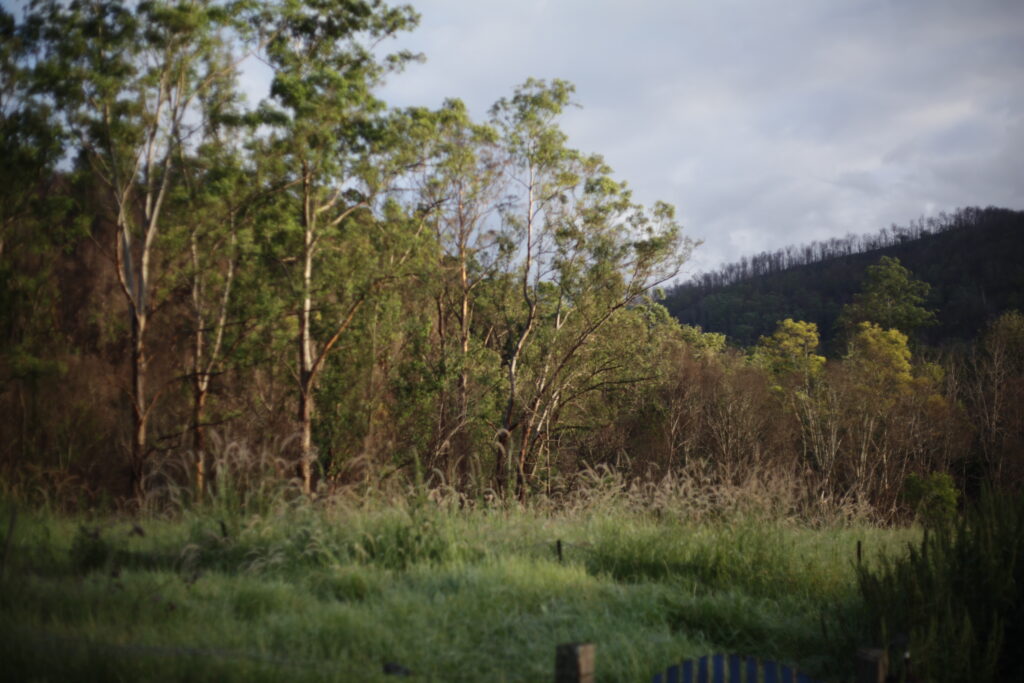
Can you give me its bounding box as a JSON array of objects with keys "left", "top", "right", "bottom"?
[{"left": 372, "top": 0, "right": 1024, "bottom": 278}]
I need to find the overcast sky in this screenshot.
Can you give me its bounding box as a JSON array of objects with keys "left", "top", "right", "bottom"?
[{"left": 375, "top": 0, "right": 1024, "bottom": 277}]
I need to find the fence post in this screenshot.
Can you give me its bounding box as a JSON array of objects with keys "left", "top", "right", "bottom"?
[
  {"left": 555, "top": 642, "right": 595, "bottom": 683},
  {"left": 855, "top": 647, "right": 888, "bottom": 683}
]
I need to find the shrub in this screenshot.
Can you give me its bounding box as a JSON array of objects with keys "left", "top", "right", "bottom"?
[
  {"left": 857, "top": 491, "right": 1024, "bottom": 682},
  {"left": 902, "top": 472, "right": 958, "bottom": 527}
]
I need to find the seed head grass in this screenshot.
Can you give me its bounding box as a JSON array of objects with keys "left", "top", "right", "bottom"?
[{"left": 0, "top": 485, "right": 915, "bottom": 682}]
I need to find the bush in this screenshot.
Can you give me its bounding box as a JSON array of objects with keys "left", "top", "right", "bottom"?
[
  {"left": 902, "top": 472, "right": 958, "bottom": 527},
  {"left": 857, "top": 492, "right": 1024, "bottom": 682}
]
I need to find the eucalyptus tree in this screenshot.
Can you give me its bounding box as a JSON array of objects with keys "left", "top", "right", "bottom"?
[
  {"left": 838, "top": 256, "right": 936, "bottom": 340},
  {"left": 172, "top": 129, "right": 262, "bottom": 497},
  {"left": 488, "top": 79, "right": 692, "bottom": 498},
  {"left": 27, "top": 0, "right": 255, "bottom": 497},
  {"left": 254, "top": 0, "right": 421, "bottom": 493},
  {"left": 407, "top": 99, "right": 507, "bottom": 480}
]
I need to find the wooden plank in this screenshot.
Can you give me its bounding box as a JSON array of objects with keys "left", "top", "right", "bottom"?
[
  {"left": 697, "top": 655, "right": 709, "bottom": 683},
  {"left": 745, "top": 656, "right": 758, "bottom": 683},
  {"left": 555, "top": 642, "right": 594, "bottom": 683},
  {"left": 712, "top": 654, "right": 725, "bottom": 683},
  {"left": 855, "top": 648, "right": 887, "bottom": 683},
  {"left": 728, "top": 654, "right": 742, "bottom": 682},
  {"left": 651, "top": 654, "right": 825, "bottom": 683}
]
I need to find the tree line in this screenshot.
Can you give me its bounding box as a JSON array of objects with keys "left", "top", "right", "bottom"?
[
  {"left": 2, "top": 1, "right": 1020, "bottom": 515},
  {"left": 664, "top": 206, "right": 1024, "bottom": 348}
]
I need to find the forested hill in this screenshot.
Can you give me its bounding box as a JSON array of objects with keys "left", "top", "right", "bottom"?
[{"left": 662, "top": 206, "right": 1024, "bottom": 348}]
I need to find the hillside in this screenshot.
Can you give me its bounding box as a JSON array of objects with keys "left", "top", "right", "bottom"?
[{"left": 663, "top": 206, "right": 1024, "bottom": 348}]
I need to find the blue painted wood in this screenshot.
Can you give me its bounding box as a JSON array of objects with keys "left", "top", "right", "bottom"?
[
  {"left": 728, "top": 654, "right": 741, "bottom": 682},
  {"left": 651, "top": 654, "right": 822, "bottom": 683},
  {"left": 712, "top": 654, "right": 725, "bottom": 683},
  {"left": 745, "top": 656, "right": 758, "bottom": 682}
]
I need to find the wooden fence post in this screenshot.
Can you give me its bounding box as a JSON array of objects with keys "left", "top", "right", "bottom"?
[
  {"left": 555, "top": 642, "right": 594, "bottom": 683},
  {"left": 855, "top": 647, "right": 888, "bottom": 683}
]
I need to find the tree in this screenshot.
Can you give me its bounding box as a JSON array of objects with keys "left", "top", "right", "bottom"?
[
  {"left": 754, "top": 318, "right": 825, "bottom": 382},
  {"left": 838, "top": 256, "right": 936, "bottom": 339},
  {"left": 487, "top": 79, "right": 691, "bottom": 498},
  {"left": 255, "top": 0, "right": 420, "bottom": 493},
  {"left": 966, "top": 311, "right": 1024, "bottom": 485},
  {"left": 172, "top": 129, "right": 262, "bottom": 497},
  {"left": 0, "top": 6, "right": 78, "bottom": 471},
  {"left": 28, "top": 0, "right": 250, "bottom": 497},
  {"left": 399, "top": 99, "right": 506, "bottom": 483}
]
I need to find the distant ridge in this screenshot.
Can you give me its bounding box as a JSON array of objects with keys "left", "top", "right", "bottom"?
[{"left": 663, "top": 206, "right": 1024, "bottom": 348}]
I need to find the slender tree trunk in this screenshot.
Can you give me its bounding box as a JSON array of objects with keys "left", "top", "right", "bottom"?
[
  {"left": 298, "top": 170, "right": 317, "bottom": 494},
  {"left": 192, "top": 382, "right": 208, "bottom": 496},
  {"left": 299, "top": 379, "right": 314, "bottom": 493},
  {"left": 455, "top": 244, "right": 472, "bottom": 484},
  {"left": 190, "top": 229, "right": 236, "bottom": 499},
  {"left": 130, "top": 312, "right": 148, "bottom": 499},
  {"left": 497, "top": 171, "right": 536, "bottom": 497}
]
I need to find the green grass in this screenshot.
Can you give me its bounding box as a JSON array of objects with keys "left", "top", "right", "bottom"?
[{"left": 0, "top": 497, "right": 915, "bottom": 682}]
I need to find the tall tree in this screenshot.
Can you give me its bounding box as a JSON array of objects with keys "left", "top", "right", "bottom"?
[
  {"left": 488, "top": 79, "right": 691, "bottom": 498},
  {"left": 255, "top": 0, "right": 420, "bottom": 493},
  {"left": 408, "top": 99, "right": 506, "bottom": 482},
  {"left": 172, "top": 129, "right": 261, "bottom": 497},
  {"left": 838, "top": 256, "right": 936, "bottom": 340},
  {"left": 29, "top": 0, "right": 250, "bottom": 497}
]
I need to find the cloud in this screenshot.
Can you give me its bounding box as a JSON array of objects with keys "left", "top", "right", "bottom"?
[{"left": 378, "top": 0, "right": 1024, "bottom": 276}]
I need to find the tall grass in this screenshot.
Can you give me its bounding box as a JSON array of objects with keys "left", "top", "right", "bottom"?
[{"left": 0, "top": 439, "right": 918, "bottom": 681}]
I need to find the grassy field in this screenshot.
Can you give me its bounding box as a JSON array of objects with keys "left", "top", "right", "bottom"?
[{"left": 0, "top": 490, "right": 916, "bottom": 682}]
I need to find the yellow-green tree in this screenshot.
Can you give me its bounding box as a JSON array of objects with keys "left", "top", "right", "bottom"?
[{"left": 754, "top": 318, "right": 825, "bottom": 382}]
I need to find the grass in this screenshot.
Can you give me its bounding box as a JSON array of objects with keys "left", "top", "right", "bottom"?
[{"left": 0, "top": 493, "right": 916, "bottom": 682}]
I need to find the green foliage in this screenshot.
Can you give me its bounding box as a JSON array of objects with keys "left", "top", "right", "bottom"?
[
  {"left": 982, "top": 309, "right": 1024, "bottom": 367},
  {"left": 845, "top": 322, "right": 913, "bottom": 393},
  {"left": 902, "top": 472, "right": 958, "bottom": 527},
  {"left": 838, "top": 256, "right": 937, "bottom": 338},
  {"left": 679, "top": 324, "right": 726, "bottom": 357},
  {"left": 754, "top": 318, "right": 825, "bottom": 380},
  {"left": 857, "top": 492, "right": 1024, "bottom": 683}
]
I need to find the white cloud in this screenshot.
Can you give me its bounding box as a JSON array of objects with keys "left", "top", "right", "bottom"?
[{"left": 377, "top": 0, "right": 1024, "bottom": 276}]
